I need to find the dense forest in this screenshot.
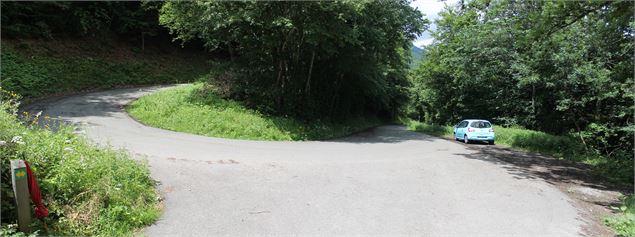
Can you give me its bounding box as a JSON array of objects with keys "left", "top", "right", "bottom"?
[{"left": 409, "top": 0, "right": 633, "bottom": 178}]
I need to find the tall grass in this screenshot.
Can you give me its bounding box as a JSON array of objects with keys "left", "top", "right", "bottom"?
[
  {"left": 0, "top": 89, "right": 159, "bottom": 236},
  {"left": 127, "top": 83, "right": 383, "bottom": 141}
]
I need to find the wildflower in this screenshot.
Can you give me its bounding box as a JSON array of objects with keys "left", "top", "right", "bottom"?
[
  {"left": 0, "top": 141, "right": 6, "bottom": 146},
  {"left": 11, "top": 136, "right": 25, "bottom": 145},
  {"left": 63, "top": 147, "right": 73, "bottom": 152}
]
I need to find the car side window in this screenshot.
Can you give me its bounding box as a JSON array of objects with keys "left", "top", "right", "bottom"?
[{"left": 460, "top": 121, "right": 468, "bottom": 128}]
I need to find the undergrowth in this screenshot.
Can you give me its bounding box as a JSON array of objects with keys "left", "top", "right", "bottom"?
[{"left": 1, "top": 40, "right": 208, "bottom": 99}]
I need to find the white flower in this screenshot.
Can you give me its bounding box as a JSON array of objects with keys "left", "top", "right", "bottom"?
[
  {"left": 0, "top": 141, "right": 6, "bottom": 146},
  {"left": 35, "top": 111, "right": 42, "bottom": 117},
  {"left": 11, "top": 136, "right": 25, "bottom": 145},
  {"left": 63, "top": 147, "right": 73, "bottom": 151}
]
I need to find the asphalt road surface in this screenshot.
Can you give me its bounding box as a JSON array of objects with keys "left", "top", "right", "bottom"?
[{"left": 28, "top": 85, "right": 584, "bottom": 236}]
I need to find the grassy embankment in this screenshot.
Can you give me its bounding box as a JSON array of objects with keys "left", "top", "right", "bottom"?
[
  {"left": 1, "top": 39, "right": 208, "bottom": 100},
  {"left": 127, "top": 83, "right": 383, "bottom": 141},
  {"left": 0, "top": 89, "right": 159, "bottom": 236},
  {"left": 0, "top": 39, "right": 210, "bottom": 235},
  {"left": 407, "top": 121, "right": 634, "bottom": 236}
]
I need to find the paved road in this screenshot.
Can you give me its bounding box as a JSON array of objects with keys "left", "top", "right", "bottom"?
[{"left": 29, "top": 86, "right": 584, "bottom": 236}]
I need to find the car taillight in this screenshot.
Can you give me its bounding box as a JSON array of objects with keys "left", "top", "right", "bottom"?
[
  {"left": 489, "top": 128, "right": 494, "bottom": 132},
  {"left": 467, "top": 128, "right": 475, "bottom": 132}
]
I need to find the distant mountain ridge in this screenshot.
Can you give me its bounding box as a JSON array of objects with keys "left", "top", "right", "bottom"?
[{"left": 410, "top": 45, "right": 426, "bottom": 67}]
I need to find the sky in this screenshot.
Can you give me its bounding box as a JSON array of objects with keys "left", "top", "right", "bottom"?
[{"left": 409, "top": 0, "right": 454, "bottom": 48}]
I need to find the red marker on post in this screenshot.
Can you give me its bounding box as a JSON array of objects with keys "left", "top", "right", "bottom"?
[{"left": 24, "top": 161, "right": 48, "bottom": 219}]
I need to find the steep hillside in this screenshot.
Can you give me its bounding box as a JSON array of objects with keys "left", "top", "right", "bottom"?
[{"left": 1, "top": 38, "right": 211, "bottom": 100}]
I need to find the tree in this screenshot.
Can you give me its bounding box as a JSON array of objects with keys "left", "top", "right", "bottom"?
[
  {"left": 160, "top": 0, "right": 428, "bottom": 120},
  {"left": 410, "top": 0, "right": 633, "bottom": 166}
]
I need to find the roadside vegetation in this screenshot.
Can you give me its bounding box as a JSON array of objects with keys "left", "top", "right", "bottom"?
[
  {"left": 605, "top": 194, "right": 635, "bottom": 237},
  {"left": 1, "top": 41, "right": 207, "bottom": 100},
  {"left": 0, "top": 89, "right": 160, "bottom": 236},
  {"left": 128, "top": 83, "right": 382, "bottom": 141}
]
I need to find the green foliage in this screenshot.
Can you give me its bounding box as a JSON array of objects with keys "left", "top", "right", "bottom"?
[
  {"left": 409, "top": 0, "right": 633, "bottom": 185},
  {"left": 127, "top": 83, "right": 383, "bottom": 141},
  {"left": 407, "top": 121, "right": 633, "bottom": 185},
  {"left": 1, "top": 42, "right": 207, "bottom": 99},
  {"left": 0, "top": 89, "right": 160, "bottom": 235},
  {"left": 1, "top": 2, "right": 163, "bottom": 38},
  {"left": 406, "top": 122, "right": 453, "bottom": 138},
  {"left": 0, "top": 224, "right": 39, "bottom": 237},
  {"left": 605, "top": 195, "right": 635, "bottom": 237},
  {"left": 159, "top": 1, "right": 428, "bottom": 120}
]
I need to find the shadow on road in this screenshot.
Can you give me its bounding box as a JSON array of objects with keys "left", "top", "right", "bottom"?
[
  {"left": 452, "top": 143, "right": 628, "bottom": 193},
  {"left": 21, "top": 87, "right": 165, "bottom": 131},
  {"left": 332, "top": 125, "right": 439, "bottom": 144}
]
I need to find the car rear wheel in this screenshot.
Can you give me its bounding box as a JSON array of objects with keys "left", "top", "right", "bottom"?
[
  {"left": 464, "top": 135, "right": 470, "bottom": 144},
  {"left": 488, "top": 140, "right": 495, "bottom": 145}
]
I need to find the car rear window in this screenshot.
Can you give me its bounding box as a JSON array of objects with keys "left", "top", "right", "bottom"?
[{"left": 470, "top": 121, "right": 492, "bottom": 128}]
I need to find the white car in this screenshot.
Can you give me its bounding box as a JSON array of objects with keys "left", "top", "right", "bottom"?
[{"left": 453, "top": 119, "right": 496, "bottom": 145}]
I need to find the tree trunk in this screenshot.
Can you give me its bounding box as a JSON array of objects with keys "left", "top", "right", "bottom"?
[
  {"left": 531, "top": 84, "right": 535, "bottom": 115},
  {"left": 305, "top": 50, "right": 316, "bottom": 97},
  {"left": 571, "top": 113, "right": 588, "bottom": 151}
]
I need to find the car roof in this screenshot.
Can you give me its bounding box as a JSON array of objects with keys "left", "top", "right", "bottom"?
[{"left": 462, "top": 119, "right": 490, "bottom": 122}]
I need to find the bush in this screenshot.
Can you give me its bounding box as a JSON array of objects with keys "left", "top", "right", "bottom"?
[{"left": 0, "top": 88, "right": 160, "bottom": 236}]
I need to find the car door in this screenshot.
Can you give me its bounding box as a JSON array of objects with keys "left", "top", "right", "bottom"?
[
  {"left": 453, "top": 122, "right": 461, "bottom": 138},
  {"left": 456, "top": 121, "right": 466, "bottom": 138}
]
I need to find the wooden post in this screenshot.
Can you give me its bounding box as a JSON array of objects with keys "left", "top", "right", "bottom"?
[{"left": 11, "top": 160, "right": 31, "bottom": 233}]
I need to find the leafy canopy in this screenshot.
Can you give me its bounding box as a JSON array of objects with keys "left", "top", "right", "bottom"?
[{"left": 160, "top": 0, "right": 428, "bottom": 120}]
